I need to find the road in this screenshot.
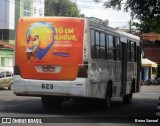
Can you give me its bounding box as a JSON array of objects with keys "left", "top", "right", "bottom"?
[{"left": 0, "top": 85, "right": 159, "bottom": 125}]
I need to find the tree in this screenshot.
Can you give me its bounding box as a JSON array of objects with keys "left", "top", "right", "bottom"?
[
  {"left": 93, "top": 0, "right": 101, "bottom": 3},
  {"left": 102, "top": 0, "right": 160, "bottom": 20},
  {"left": 45, "top": 0, "right": 80, "bottom": 17},
  {"left": 80, "top": 14, "right": 85, "bottom": 18},
  {"left": 103, "top": 19, "right": 109, "bottom": 26},
  {"left": 132, "top": 18, "right": 160, "bottom": 33},
  {"left": 94, "top": 0, "right": 160, "bottom": 33},
  {"left": 87, "top": 17, "right": 109, "bottom": 26}
]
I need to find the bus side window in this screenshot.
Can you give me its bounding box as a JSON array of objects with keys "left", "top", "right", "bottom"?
[
  {"left": 113, "top": 36, "right": 117, "bottom": 60},
  {"left": 100, "top": 32, "right": 105, "bottom": 59},
  {"left": 127, "top": 40, "right": 131, "bottom": 62},
  {"left": 131, "top": 41, "right": 137, "bottom": 62},
  {"left": 96, "top": 31, "right": 100, "bottom": 59},
  {"left": 115, "top": 37, "right": 121, "bottom": 61},
  {"left": 105, "top": 34, "right": 108, "bottom": 59},
  {"left": 119, "top": 40, "right": 122, "bottom": 61},
  {"left": 108, "top": 35, "right": 114, "bottom": 60},
  {"left": 90, "top": 29, "right": 96, "bottom": 59},
  {"left": 134, "top": 42, "right": 137, "bottom": 62}
]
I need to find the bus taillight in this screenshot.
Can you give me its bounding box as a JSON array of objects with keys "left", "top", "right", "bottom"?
[
  {"left": 14, "top": 65, "right": 21, "bottom": 75},
  {"left": 78, "top": 67, "right": 88, "bottom": 78}
]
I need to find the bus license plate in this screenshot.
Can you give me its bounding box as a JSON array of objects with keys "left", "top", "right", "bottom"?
[
  {"left": 42, "top": 66, "right": 55, "bottom": 72},
  {"left": 41, "top": 84, "right": 54, "bottom": 89}
]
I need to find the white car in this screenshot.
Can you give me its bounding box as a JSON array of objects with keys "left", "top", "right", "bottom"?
[{"left": 0, "top": 70, "right": 13, "bottom": 90}]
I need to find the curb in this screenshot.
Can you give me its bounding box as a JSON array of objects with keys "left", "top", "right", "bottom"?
[{"left": 156, "top": 97, "right": 160, "bottom": 117}]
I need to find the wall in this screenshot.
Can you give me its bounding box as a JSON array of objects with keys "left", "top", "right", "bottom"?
[
  {"left": 0, "top": 48, "right": 14, "bottom": 72},
  {"left": 0, "top": 0, "right": 15, "bottom": 43}
]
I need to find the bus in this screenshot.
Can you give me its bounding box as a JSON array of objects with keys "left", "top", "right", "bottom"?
[{"left": 13, "top": 17, "right": 141, "bottom": 109}]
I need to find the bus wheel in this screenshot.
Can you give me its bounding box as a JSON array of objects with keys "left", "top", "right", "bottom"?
[
  {"left": 123, "top": 91, "right": 133, "bottom": 104},
  {"left": 123, "top": 82, "right": 134, "bottom": 104},
  {"left": 103, "top": 84, "right": 112, "bottom": 110},
  {"left": 41, "top": 97, "right": 63, "bottom": 109}
]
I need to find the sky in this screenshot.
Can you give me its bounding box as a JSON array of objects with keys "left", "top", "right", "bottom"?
[{"left": 72, "top": 0, "right": 132, "bottom": 29}]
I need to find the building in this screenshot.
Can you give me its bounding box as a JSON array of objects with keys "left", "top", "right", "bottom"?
[
  {"left": 141, "top": 33, "right": 160, "bottom": 78},
  {"left": 141, "top": 33, "right": 160, "bottom": 63},
  {"left": 141, "top": 58, "right": 157, "bottom": 82},
  {"left": 0, "top": 40, "right": 14, "bottom": 72},
  {"left": 0, "top": 0, "right": 45, "bottom": 71}
]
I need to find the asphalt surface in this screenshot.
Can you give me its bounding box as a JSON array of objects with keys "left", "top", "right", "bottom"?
[{"left": 0, "top": 85, "right": 159, "bottom": 126}]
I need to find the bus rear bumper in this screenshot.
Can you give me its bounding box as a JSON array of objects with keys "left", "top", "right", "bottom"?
[{"left": 13, "top": 75, "right": 87, "bottom": 97}]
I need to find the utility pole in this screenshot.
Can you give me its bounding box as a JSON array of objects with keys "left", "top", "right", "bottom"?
[{"left": 129, "top": 20, "right": 132, "bottom": 34}]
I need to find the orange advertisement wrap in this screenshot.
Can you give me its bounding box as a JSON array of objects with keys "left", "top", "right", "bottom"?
[{"left": 15, "top": 17, "right": 85, "bottom": 80}]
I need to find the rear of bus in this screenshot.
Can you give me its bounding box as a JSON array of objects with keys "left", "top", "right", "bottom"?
[{"left": 13, "top": 17, "right": 87, "bottom": 99}]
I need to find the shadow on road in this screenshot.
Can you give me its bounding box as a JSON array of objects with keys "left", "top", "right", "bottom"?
[{"left": 0, "top": 97, "right": 157, "bottom": 118}]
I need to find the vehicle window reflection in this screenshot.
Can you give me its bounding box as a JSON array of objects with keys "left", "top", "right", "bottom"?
[
  {"left": 0, "top": 72, "right": 5, "bottom": 78},
  {"left": 6, "top": 71, "right": 12, "bottom": 77}
]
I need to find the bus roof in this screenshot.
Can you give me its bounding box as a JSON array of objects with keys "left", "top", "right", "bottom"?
[
  {"left": 87, "top": 19, "right": 140, "bottom": 45},
  {"left": 18, "top": 17, "right": 140, "bottom": 45},
  {"left": 18, "top": 16, "right": 85, "bottom": 22},
  {"left": 117, "top": 30, "right": 140, "bottom": 41}
]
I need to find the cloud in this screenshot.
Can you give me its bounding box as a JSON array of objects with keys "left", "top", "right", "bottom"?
[{"left": 74, "top": 0, "right": 131, "bottom": 28}]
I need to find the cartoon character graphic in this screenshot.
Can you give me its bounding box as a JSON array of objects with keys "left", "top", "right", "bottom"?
[
  {"left": 32, "top": 35, "right": 40, "bottom": 59},
  {"left": 26, "top": 34, "right": 33, "bottom": 63},
  {"left": 26, "top": 34, "right": 41, "bottom": 63},
  {"left": 26, "top": 22, "right": 56, "bottom": 62}
]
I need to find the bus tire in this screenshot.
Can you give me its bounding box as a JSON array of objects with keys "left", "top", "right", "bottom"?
[
  {"left": 103, "top": 83, "right": 112, "bottom": 110},
  {"left": 41, "top": 97, "right": 63, "bottom": 109},
  {"left": 123, "top": 93, "right": 132, "bottom": 104},
  {"left": 123, "top": 84, "right": 133, "bottom": 104}
]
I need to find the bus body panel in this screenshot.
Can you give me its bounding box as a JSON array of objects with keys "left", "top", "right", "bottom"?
[
  {"left": 14, "top": 17, "right": 141, "bottom": 103},
  {"left": 14, "top": 75, "right": 87, "bottom": 97},
  {"left": 87, "top": 21, "right": 140, "bottom": 98},
  {"left": 15, "top": 17, "right": 85, "bottom": 80}
]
